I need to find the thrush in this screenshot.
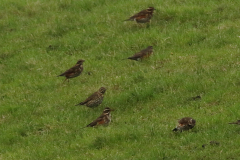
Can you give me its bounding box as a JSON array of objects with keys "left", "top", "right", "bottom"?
[
  {"left": 125, "top": 46, "right": 153, "bottom": 61},
  {"left": 75, "top": 87, "right": 106, "bottom": 108},
  {"left": 57, "top": 59, "right": 84, "bottom": 83},
  {"left": 125, "top": 7, "right": 155, "bottom": 23},
  {"left": 202, "top": 141, "right": 220, "bottom": 148},
  {"left": 229, "top": 120, "right": 240, "bottom": 125},
  {"left": 191, "top": 95, "right": 201, "bottom": 101},
  {"left": 210, "top": 141, "right": 220, "bottom": 146},
  {"left": 172, "top": 117, "right": 196, "bottom": 132},
  {"left": 84, "top": 107, "right": 113, "bottom": 128}
]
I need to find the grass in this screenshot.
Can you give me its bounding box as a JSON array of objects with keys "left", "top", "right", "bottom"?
[{"left": 1, "top": 0, "right": 240, "bottom": 159}]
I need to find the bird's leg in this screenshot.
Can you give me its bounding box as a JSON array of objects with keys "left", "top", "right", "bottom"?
[
  {"left": 63, "top": 78, "right": 67, "bottom": 84},
  {"left": 146, "top": 23, "right": 150, "bottom": 28}
]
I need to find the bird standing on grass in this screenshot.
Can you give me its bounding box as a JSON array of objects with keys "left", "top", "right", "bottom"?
[
  {"left": 75, "top": 87, "right": 107, "bottom": 108},
  {"left": 125, "top": 7, "right": 155, "bottom": 23},
  {"left": 57, "top": 59, "right": 84, "bottom": 83},
  {"left": 125, "top": 46, "right": 153, "bottom": 61},
  {"left": 82, "top": 107, "right": 113, "bottom": 128},
  {"left": 172, "top": 117, "right": 196, "bottom": 132},
  {"left": 229, "top": 120, "right": 240, "bottom": 125}
]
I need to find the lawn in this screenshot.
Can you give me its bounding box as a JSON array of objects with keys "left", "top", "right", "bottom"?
[{"left": 1, "top": 0, "right": 240, "bottom": 159}]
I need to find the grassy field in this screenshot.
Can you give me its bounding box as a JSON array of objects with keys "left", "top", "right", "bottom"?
[{"left": 1, "top": 0, "right": 240, "bottom": 159}]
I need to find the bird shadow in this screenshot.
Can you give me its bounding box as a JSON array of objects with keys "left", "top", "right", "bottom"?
[{"left": 120, "top": 23, "right": 152, "bottom": 33}]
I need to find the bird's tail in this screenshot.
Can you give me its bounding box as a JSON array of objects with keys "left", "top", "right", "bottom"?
[
  {"left": 124, "top": 18, "right": 134, "bottom": 21},
  {"left": 75, "top": 102, "right": 84, "bottom": 106},
  {"left": 229, "top": 122, "right": 237, "bottom": 124},
  {"left": 79, "top": 123, "right": 94, "bottom": 129},
  {"left": 86, "top": 123, "right": 95, "bottom": 127},
  {"left": 57, "top": 73, "right": 64, "bottom": 77},
  {"left": 172, "top": 128, "right": 178, "bottom": 132},
  {"left": 202, "top": 144, "right": 208, "bottom": 148}
]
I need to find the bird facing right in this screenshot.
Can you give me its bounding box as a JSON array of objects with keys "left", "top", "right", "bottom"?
[
  {"left": 173, "top": 117, "right": 196, "bottom": 132},
  {"left": 125, "top": 7, "right": 155, "bottom": 23},
  {"left": 57, "top": 59, "right": 85, "bottom": 83},
  {"left": 229, "top": 120, "right": 240, "bottom": 125},
  {"left": 86, "top": 107, "right": 113, "bottom": 127},
  {"left": 75, "top": 87, "right": 107, "bottom": 108},
  {"left": 126, "top": 46, "right": 153, "bottom": 61}
]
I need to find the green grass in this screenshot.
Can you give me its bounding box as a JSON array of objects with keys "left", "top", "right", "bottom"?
[{"left": 1, "top": 0, "right": 240, "bottom": 159}]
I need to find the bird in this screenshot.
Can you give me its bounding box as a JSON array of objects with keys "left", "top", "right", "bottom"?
[
  {"left": 191, "top": 95, "right": 201, "bottom": 101},
  {"left": 57, "top": 59, "right": 84, "bottom": 83},
  {"left": 202, "top": 141, "right": 220, "bottom": 148},
  {"left": 210, "top": 141, "right": 220, "bottom": 146},
  {"left": 75, "top": 87, "right": 107, "bottom": 108},
  {"left": 82, "top": 107, "right": 113, "bottom": 128},
  {"left": 172, "top": 117, "right": 196, "bottom": 132},
  {"left": 125, "top": 46, "right": 153, "bottom": 61},
  {"left": 125, "top": 7, "right": 155, "bottom": 23},
  {"left": 229, "top": 120, "right": 240, "bottom": 125}
]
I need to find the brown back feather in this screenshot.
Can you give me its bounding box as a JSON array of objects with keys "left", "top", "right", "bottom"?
[
  {"left": 79, "top": 91, "right": 99, "bottom": 105},
  {"left": 86, "top": 115, "right": 105, "bottom": 127}
]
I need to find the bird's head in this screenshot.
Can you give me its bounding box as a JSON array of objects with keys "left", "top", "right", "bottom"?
[
  {"left": 77, "top": 59, "right": 85, "bottom": 64},
  {"left": 99, "top": 87, "right": 107, "bottom": 94}
]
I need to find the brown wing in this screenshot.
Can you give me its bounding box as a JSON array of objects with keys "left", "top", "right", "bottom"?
[
  {"left": 128, "top": 47, "right": 152, "bottom": 60},
  {"left": 58, "top": 64, "right": 80, "bottom": 76},
  {"left": 87, "top": 115, "right": 105, "bottom": 127},
  {"left": 132, "top": 9, "right": 149, "bottom": 18},
  {"left": 125, "top": 9, "right": 148, "bottom": 21},
  {"left": 229, "top": 120, "right": 240, "bottom": 124},
  {"left": 79, "top": 91, "right": 99, "bottom": 105},
  {"left": 128, "top": 52, "right": 146, "bottom": 60},
  {"left": 141, "top": 47, "right": 152, "bottom": 54},
  {"left": 135, "top": 15, "right": 149, "bottom": 21},
  {"left": 178, "top": 117, "right": 190, "bottom": 125},
  {"left": 178, "top": 117, "right": 196, "bottom": 129}
]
